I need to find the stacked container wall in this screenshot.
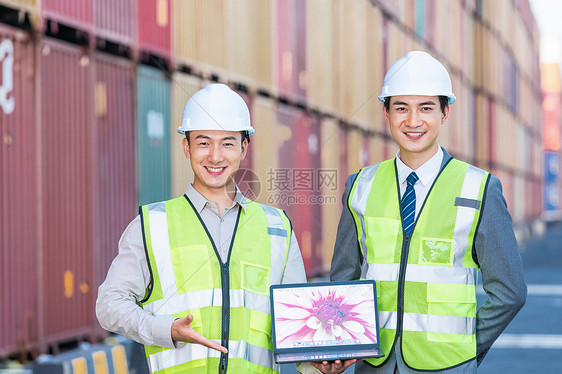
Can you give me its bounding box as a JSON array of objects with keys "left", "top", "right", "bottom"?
[
  {"left": 275, "top": 0, "right": 306, "bottom": 102},
  {"left": 92, "top": 53, "right": 137, "bottom": 324},
  {"left": 0, "top": 24, "right": 38, "bottom": 357},
  {"left": 306, "top": 0, "right": 336, "bottom": 113},
  {"left": 94, "top": 0, "right": 137, "bottom": 46},
  {"left": 136, "top": 65, "right": 171, "bottom": 206},
  {"left": 138, "top": 0, "right": 171, "bottom": 60},
  {"left": 276, "top": 104, "right": 322, "bottom": 277},
  {"left": 251, "top": 96, "right": 279, "bottom": 205},
  {"left": 0, "top": 0, "right": 40, "bottom": 28},
  {"left": 39, "top": 37, "right": 96, "bottom": 346},
  {"left": 41, "top": 0, "right": 93, "bottom": 33},
  {"left": 170, "top": 72, "right": 199, "bottom": 198},
  {"left": 227, "top": 0, "right": 273, "bottom": 90},
  {"left": 319, "top": 117, "right": 342, "bottom": 273}
]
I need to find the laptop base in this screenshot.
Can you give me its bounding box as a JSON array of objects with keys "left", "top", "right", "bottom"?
[{"left": 275, "top": 348, "right": 384, "bottom": 363}]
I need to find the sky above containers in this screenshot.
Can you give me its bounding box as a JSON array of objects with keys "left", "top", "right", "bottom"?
[{"left": 530, "top": 0, "right": 562, "bottom": 63}]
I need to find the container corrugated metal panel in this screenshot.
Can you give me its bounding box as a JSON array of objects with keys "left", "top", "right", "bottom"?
[
  {"left": 170, "top": 73, "right": 199, "bottom": 198},
  {"left": 94, "top": 0, "right": 137, "bottom": 46},
  {"left": 319, "top": 117, "right": 341, "bottom": 273},
  {"left": 39, "top": 37, "right": 96, "bottom": 344},
  {"left": 368, "top": 136, "right": 385, "bottom": 166},
  {"left": 93, "top": 53, "right": 137, "bottom": 318},
  {"left": 138, "top": 0, "right": 171, "bottom": 59},
  {"left": 251, "top": 97, "right": 278, "bottom": 205},
  {"left": 41, "top": 0, "right": 93, "bottom": 32},
  {"left": 172, "top": 0, "right": 199, "bottom": 66},
  {"left": 136, "top": 65, "right": 171, "bottom": 205},
  {"left": 0, "top": 24, "right": 38, "bottom": 358},
  {"left": 276, "top": 104, "right": 322, "bottom": 276},
  {"left": 347, "top": 128, "right": 364, "bottom": 175},
  {"left": 234, "top": 90, "right": 256, "bottom": 199},
  {"left": 474, "top": 93, "right": 489, "bottom": 167},
  {"left": 275, "top": 0, "right": 306, "bottom": 102},
  {"left": 227, "top": 0, "right": 273, "bottom": 90},
  {"left": 306, "top": 0, "right": 336, "bottom": 113}
]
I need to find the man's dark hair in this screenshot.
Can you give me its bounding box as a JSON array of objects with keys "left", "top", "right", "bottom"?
[
  {"left": 185, "top": 131, "right": 250, "bottom": 145},
  {"left": 383, "top": 96, "right": 449, "bottom": 114}
]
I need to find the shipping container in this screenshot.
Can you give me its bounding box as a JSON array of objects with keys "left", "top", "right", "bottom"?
[
  {"left": 251, "top": 96, "right": 279, "bottom": 205},
  {"left": 319, "top": 117, "right": 342, "bottom": 273},
  {"left": 173, "top": 0, "right": 226, "bottom": 74},
  {"left": 92, "top": 52, "right": 137, "bottom": 324},
  {"left": 38, "top": 37, "right": 97, "bottom": 347},
  {"left": 276, "top": 104, "right": 322, "bottom": 277},
  {"left": 94, "top": 0, "right": 137, "bottom": 47},
  {"left": 41, "top": 0, "right": 93, "bottom": 33},
  {"left": 169, "top": 72, "right": 199, "bottom": 198},
  {"left": 275, "top": 0, "right": 306, "bottom": 103},
  {"left": 138, "top": 0, "right": 171, "bottom": 61},
  {"left": 0, "top": 0, "right": 39, "bottom": 28},
  {"left": 227, "top": 0, "right": 274, "bottom": 91},
  {"left": 136, "top": 64, "right": 171, "bottom": 206},
  {"left": 306, "top": 0, "right": 336, "bottom": 113},
  {"left": 0, "top": 24, "right": 38, "bottom": 358}
]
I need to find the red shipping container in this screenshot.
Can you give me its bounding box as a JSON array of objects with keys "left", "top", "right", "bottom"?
[
  {"left": 276, "top": 0, "right": 306, "bottom": 103},
  {"left": 41, "top": 0, "right": 94, "bottom": 33},
  {"left": 276, "top": 104, "right": 323, "bottom": 277},
  {"left": 38, "top": 37, "right": 97, "bottom": 348},
  {"left": 94, "top": 0, "right": 137, "bottom": 47},
  {"left": 92, "top": 52, "right": 137, "bottom": 333},
  {"left": 0, "top": 24, "right": 38, "bottom": 358},
  {"left": 137, "top": 0, "right": 171, "bottom": 61}
]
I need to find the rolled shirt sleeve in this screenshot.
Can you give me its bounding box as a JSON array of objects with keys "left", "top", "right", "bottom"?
[{"left": 95, "top": 216, "right": 177, "bottom": 348}]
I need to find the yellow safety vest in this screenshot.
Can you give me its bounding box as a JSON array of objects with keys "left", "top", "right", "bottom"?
[
  {"left": 139, "top": 195, "right": 292, "bottom": 374},
  {"left": 348, "top": 158, "right": 489, "bottom": 371}
]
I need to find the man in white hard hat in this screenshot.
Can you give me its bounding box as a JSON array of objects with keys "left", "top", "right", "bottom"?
[
  {"left": 330, "top": 51, "right": 526, "bottom": 373},
  {"left": 96, "top": 83, "right": 310, "bottom": 373}
]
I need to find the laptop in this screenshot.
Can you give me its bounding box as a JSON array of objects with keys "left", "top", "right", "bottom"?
[{"left": 270, "top": 280, "right": 385, "bottom": 363}]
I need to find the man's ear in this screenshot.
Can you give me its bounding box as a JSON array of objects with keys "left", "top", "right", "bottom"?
[
  {"left": 441, "top": 105, "right": 450, "bottom": 123},
  {"left": 240, "top": 138, "right": 249, "bottom": 161},
  {"left": 182, "top": 137, "right": 191, "bottom": 159}
]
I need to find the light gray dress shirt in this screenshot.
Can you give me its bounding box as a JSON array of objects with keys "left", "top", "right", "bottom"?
[
  {"left": 96, "top": 184, "right": 307, "bottom": 350},
  {"left": 331, "top": 148, "right": 526, "bottom": 374}
]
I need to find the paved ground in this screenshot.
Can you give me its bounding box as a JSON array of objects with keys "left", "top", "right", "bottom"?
[{"left": 282, "top": 222, "right": 562, "bottom": 373}]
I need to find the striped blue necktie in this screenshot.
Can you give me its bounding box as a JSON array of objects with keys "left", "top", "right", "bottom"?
[{"left": 401, "top": 172, "right": 419, "bottom": 235}]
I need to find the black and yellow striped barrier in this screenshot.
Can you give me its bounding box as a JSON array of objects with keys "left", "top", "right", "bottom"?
[{"left": 33, "top": 337, "right": 147, "bottom": 374}]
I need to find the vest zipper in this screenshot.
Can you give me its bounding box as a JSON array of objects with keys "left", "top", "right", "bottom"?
[
  {"left": 396, "top": 234, "right": 411, "bottom": 341},
  {"left": 220, "top": 261, "right": 229, "bottom": 373}
]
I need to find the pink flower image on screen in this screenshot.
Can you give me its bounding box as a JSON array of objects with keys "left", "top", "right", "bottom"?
[{"left": 274, "top": 286, "right": 378, "bottom": 348}]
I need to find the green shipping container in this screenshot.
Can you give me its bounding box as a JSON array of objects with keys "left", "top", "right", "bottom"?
[{"left": 136, "top": 65, "right": 171, "bottom": 206}]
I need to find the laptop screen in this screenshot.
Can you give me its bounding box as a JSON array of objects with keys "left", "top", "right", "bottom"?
[{"left": 271, "top": 281, "right": 379, "bottom": 352}]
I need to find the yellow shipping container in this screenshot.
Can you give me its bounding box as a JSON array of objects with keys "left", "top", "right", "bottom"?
[
  {"left": 169, "top": 73, "right": 200, "bottom": 197},
  {"left": 251, "top": 96, "right": 279, "bottom": 205},
  {"left": 226, "top": 0, "right": 273, "bottom": 90},
  {"left": 306, "top": 0, "right": 337, "bottom": 113},
  {"left": 0, "top": 0, "right": 39, "bottom": 27}
]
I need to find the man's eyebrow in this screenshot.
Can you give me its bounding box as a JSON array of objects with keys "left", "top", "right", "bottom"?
[
  {"left": 221, "top": 136, "right": 238, "bottom": 141},
  {"left": 419, "top": 101, "right": 437, "bottom": 106},
  {"left": 194, "top": 134, "right": 211, "bottom": 140},
  {"left": 392, "top": 101, "right": 409, "bottom": 106}
]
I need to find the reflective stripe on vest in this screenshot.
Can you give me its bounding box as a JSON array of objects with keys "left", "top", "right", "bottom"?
[
  {"left": 140, "top": 196, "right": 290, "bottom": 373},
  {"left": 348, "top": 158, "right": 488, "bottom": 371}
]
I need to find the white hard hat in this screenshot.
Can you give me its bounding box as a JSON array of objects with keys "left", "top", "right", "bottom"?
[
  {"left": 177, "top": 83, "right": 255, "bottom": 136},
  {"left": 378, "top": 51, "right": 456, "bottom": 104}
]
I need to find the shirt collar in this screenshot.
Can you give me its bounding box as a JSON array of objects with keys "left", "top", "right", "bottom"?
[
  {"left": 185, "top": 184, "right": 248, "bottom": 213},
  {"left": 396, "top": 146, "right": 443, "bottom": 187}
]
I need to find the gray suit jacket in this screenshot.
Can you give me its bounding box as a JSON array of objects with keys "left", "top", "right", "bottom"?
[{"left": 330, "top": 149, "right": 527, "bottom": 373}]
